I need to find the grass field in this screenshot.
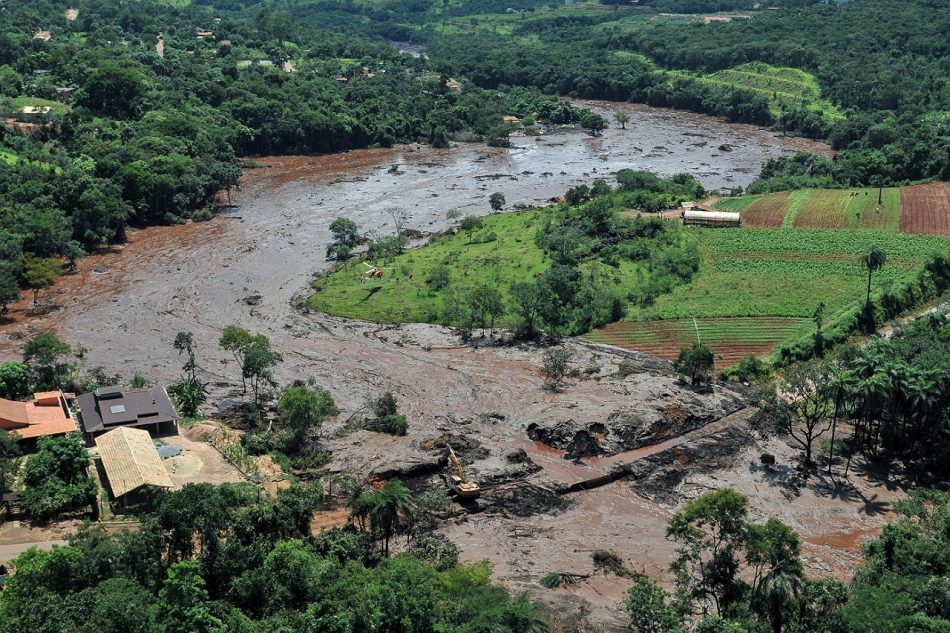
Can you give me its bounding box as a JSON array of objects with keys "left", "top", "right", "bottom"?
[
  {"left": 716, "top": 185, "right": 920, "bottom": 234},
  {"left": 0, "top": 149, "right": 17, "bottom": 165},
  {"left": 589, "top": 227, "right": 949, "bottom": 367},
  {"left": 309, "top": 209, "right": 651, "bottom": 325},
  {"left": 670, "top": 62, "right": 843, "bottom": 123}
]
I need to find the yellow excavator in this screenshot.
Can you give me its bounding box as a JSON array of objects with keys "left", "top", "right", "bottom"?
[{"left": 446, "top": 445, "right": 480, "bottom": 499}]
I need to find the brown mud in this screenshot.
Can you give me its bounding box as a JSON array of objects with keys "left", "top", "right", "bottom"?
[{"left": 0, "top": 107, "right": 897, "bottom": 626}]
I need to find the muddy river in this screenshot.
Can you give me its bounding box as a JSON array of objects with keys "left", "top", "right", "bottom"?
[{"left": 1, "top": 105, "right": 879, "bottom": 625}]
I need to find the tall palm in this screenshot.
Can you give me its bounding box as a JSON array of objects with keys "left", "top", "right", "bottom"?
[
  {"left": 859, "top": 247, "right": 887, "bottom": 305},
  {"left": 827, "top": 366, "right": 857, "bottom": 476},
  {"left": 754, "top": 567, "right": 802, "bottom": 633},
  {"left": 370, "top": 479, "right": 413, "bottom": 557}
]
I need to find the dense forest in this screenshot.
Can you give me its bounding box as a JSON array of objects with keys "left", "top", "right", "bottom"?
[{"left": 0, "top": 0, "right": 587, "bottom": 302}]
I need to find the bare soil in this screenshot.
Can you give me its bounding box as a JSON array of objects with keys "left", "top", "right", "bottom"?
[{"left": 0, "top": 110, "right": 890, "bottom": 625}]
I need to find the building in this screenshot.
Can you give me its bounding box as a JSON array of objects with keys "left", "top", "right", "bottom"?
[
  {"left": 95, "top": 427, "right": 174, "bottom": 504},
  {"left": 78, "top": 386, "right": 179, "bottom": 444},
  {"left": 19, "top": 106, "right": 52, "bottom": 121},
  {"left": 0, "top": 391, "right": 76, "bottom": 441},
  {"left": 682, "top": 210, "right": 741, "bottom": 227}
]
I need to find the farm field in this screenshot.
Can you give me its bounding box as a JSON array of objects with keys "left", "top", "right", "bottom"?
[
  {"left": 591, "top": 228, "right": 949, "bottom": 367},
  {"left": 670, "top": 63, "right": 844, "bottom": 123},
  {"left": 589, "top": 317, "right": 812, "bottom": 368},
  {"left": 900, "top": 182, "right": 950, "bottom": 236},
  {"left": 716, "top": 184, "right": 935, "bottom": 234}
]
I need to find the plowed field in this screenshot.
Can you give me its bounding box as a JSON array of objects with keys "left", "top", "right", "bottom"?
[
  {"left": 737, "top": 191, "right": 791, "bottom": 227},
  {"left": 589, "top": 317, "right": 812, "bottom": 368},
  {"left": 900, "top": 182, "right": 950, "bottom": 236}
]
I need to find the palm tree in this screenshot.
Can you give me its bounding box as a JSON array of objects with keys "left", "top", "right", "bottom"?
[
  {"left": 827, "top": 366, "right": 857, "bottom": 476},
  {"left": 859, "top": 247, "right": 887, "bottom": 305},
  {"left": 370, "top": 479, "right": 413, "bottom": 557},
  {"left": 754, "top": 567, "right": 802, "bottom": 633}
]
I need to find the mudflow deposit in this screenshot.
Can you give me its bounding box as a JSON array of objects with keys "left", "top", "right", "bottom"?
[{"left": 0, "top": 104, "right": 900, "bottom": 625}]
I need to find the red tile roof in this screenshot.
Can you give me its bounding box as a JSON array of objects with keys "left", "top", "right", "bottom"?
[{"left": 0, "top": 393, "right": 76, "bottom": 439}]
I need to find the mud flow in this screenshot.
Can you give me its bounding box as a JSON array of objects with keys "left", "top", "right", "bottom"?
[{"left": 0, "top": 108, "right": 892, "bottom": 626}]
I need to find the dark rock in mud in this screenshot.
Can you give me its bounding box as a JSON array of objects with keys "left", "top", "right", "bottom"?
[
  {"left": 370, "top": 453, "right": 443, "bottom": 480},
  {"left": 242, "top": 294, "right": 262, "bottom": 306},
  {"left": 624, "top": 424, "right": 750, "bottom": 504},
  {"left": 526, "top": 395, "right": 744, "bottom": 459},
  {"left": 419, "top": 432, "right": 490, "bottom": 462},
  {"left": 484, "top": 483, "right": 569, "bottom": 518}
]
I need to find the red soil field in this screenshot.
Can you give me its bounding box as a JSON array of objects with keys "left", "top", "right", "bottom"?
[
  {"left": 900, "top": 182, "right": 950, "bottom": 236},
  {"left": 740, "top": 191, "right": 790, "bottom": 227},
  {"left": 591, "top": 317, "right": 807, "bottom": 368}
]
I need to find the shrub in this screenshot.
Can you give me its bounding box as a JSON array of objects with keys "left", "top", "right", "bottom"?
[
  {"left": 426, "top": 265, "right": 451, "bottom": 290},
  {"left": 459, "top": 216, "right": 483, "bottom": 231},
  {"left": 618, "top": 359, "right": 638, "bottom": 377}
]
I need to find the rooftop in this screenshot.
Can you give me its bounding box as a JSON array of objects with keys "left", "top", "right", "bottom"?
[
  {"left": 0, "top": 392, "right": 76, "bottom": 439},
  {"left": 78, "top": 386, "right": 179, "bottom": 435},
  {"left": 96, "top": 427, "right": 174, "bottom": 498}
]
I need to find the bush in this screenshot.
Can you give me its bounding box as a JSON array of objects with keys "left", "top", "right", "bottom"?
[
  {"left": 618, "top": 359, "right": 638, "bottom": 377},
  {"left": 459, "top": 216, "right": 483, "bottom": 231},
  {"left": 721, "top": 354, "right": 770, "bottom": 383},
  {"left": 426, "top": 265, "right": 451, "bottom": 290}
]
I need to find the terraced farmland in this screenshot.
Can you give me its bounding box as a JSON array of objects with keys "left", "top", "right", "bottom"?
[
  {"left": 589, "top": 317, "right": 812, "bottom": 368},
  {"left": 714, "top": 184, "right": 938, "bottom": 234}
]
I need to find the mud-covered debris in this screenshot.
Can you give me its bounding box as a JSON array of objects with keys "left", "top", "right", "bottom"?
[
  {"left": 370, "top": 453, "right": 443, "bottom": 480},
  {"left": 242, "top": 294, "right": 262, "bottom": 306},
  {"left": 418, "top": 432, "right": 489, "bottom": 462},
  {"left": 484, "top": 483, "right": 569, "bottom": 518}
]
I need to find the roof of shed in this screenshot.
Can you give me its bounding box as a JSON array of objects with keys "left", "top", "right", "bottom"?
[{"left": 96, "top": 427, "right": 173, "bottom": 498}]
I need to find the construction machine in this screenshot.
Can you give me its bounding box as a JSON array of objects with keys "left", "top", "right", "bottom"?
[{"left": 446, "top": 445, "right": 480, "bottom": 499}]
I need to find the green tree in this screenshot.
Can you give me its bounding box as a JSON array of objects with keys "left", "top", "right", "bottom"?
[
  {"left": 0, "top": 266, "right": 19, "bottom": 314},
  {"left": 157, "top": 560, "right": 226, "bottom": 633},
  {"left": 489, "top": 191, "right": 506, "bottom": 214},
  {"left": 22, "top": 332, "right": 72, "bottom": 390},
  {"left": 614, "top": 111, "right": 630, "bottom": 129},
  {"left": 626, "top": 577, "right": 685, "bottom": 633},
  {"left": 22, "top": 255, "right": 61, "bottom": 309},
  {"left": 758, "top": 361, "right": 834, "bottom": 468},
  {"left": 172, "top": 332, "right": 206, "bottom": 417},
  {"left": 746, "top": 518, "right": 804, "bottom": 633},
  {"left": 218, "top": 326, "right": 262, "bottom": 394},
  {"left": 0, "top": 361, "right": 29, "bottom": 399},
  {"left": 21, "top": 434, "right": 95, "bottom": 521},
  {"left": 79, "top": 62, "right": 146, "bottom": 119},
  {"left": 468, "top": 285, "right": 505, "bottom": 336},
  {"left": 278, "top": 380, "right": 338, "bottom": 454},
  {"left": 0, "top": 430, "right": 20, "bottom": 494},
  {"left": 674, "top": 343, "right": 715, "bottom": 386},
  {"left": 243, "top": 337, "right": 282, "bottom": 413},
  {"left": 667, "top": 489, "right": 749, "bottom": 617},
  {"left": 329, "top": 217, "right": 361, "bottom": 248},
  {"left": 540, "top": 347, "right": 574, "bottom": 392},
  {"left": 350, "top": 479, "right": 413, "bottom": 557}
]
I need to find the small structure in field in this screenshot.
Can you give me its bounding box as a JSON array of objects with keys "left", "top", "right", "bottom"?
[
  {"left": 78, "top": 386, "right": 179, "bottom": 444},
  {"left": 0, "top": 391, "right": 76, "bottom": 442},
  {"left": 95, "top": 426, "right": 174, "bottom": 504},
  {"left": 19, "top": 106, "right": 52, "bottom": 121},
  {"left": 682, "top": 209, "right": 741, "bottom": 227}
]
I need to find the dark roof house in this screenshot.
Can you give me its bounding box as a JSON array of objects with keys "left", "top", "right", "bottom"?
[{"left": 78, "top": 386, "right": 179, "bottom": 442}]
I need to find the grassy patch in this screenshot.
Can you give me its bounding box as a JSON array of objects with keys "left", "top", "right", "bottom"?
[
  {"left": 0, "top": 149, "right": 18, "bottom": 165},
  {"left": 714, "top": 195, "right": 763, "bottom": 213},
  {"left": 310, "top": 210, "right": 552, "bottom": 324},
  {"left": 673, "top": 62, "right": 843, "bottom": 122}
]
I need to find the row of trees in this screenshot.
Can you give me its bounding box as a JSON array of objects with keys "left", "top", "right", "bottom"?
[{"left": 758, "top": 315, "right": 950, "bottom": 476}]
